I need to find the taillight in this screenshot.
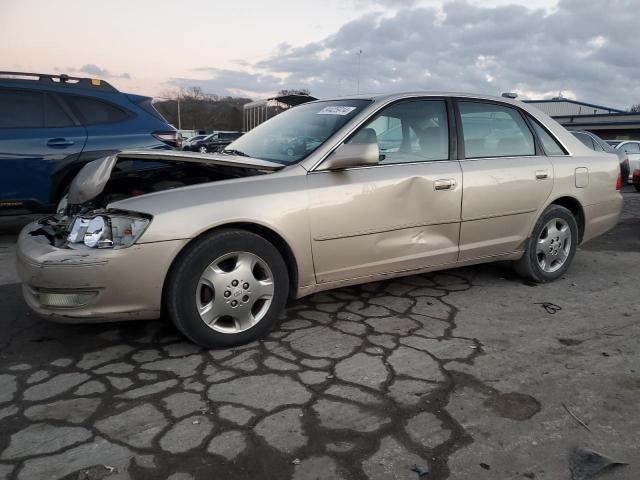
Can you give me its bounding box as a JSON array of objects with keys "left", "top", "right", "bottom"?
[
  {"left": 616, "top": 170, "right": 622, "bottom": 190},
  {"left": 153, "top": 131, "right": 181, "bottom": 149}
]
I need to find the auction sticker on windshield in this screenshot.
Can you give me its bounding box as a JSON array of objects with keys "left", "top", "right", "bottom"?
[{"left": 317, "top": 106, "right": 357, "bottom": 115}]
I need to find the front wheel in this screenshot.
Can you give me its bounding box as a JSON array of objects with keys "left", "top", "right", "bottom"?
[
  {"left": 514, "top": 205, "right": 578, "bottom": 283},
  {"left": 165, "top": 229, "right": 289, "bottom": 348},
  {"left": 198, "top": 146, "right": 208, "bottom": 153}
]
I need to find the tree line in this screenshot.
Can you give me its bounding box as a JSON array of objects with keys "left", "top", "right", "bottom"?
[
  {"left": 154, "top": 87, "right": 251, "bottom": 132},
  {"left": 153, "top": 87, "right": 313, "bottom": 132}
]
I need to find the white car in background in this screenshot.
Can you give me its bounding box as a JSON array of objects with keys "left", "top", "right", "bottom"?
[{"left": 606, "top": 140, "right": 640, "bottom": 181}]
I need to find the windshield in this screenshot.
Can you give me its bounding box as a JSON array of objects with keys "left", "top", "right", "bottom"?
[{"left": 226, "top": 99, "right": 371, "bottom": 164}]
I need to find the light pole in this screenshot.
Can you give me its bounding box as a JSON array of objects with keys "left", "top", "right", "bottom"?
[
  {"left": 176, "top": 94, "right": 182, "bottom": 131},
  {"left": 356, "top": 49, "right": 362, "bottom": 94}
]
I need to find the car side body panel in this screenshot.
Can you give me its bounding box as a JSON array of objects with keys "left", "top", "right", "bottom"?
[
  {"left": 458, "top": 155, "right": 554, "bottom": 260},
  {"left": 307, "top": 160, "right": 462, "bottom": 282},
  {"left": 110, "top": 165, "right": 317, "bottom": 290}
]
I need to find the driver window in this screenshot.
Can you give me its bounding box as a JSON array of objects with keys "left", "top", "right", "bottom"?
[{"left": 347, "top": 99, "right": 449, "bottom": 164}]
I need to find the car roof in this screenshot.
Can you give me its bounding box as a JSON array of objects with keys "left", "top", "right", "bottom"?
[{"left": 309, "top": 91, "right": 524, "bottom": 104}]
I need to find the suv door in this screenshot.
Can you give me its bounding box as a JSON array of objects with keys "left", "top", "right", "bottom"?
[
  {"left": 307, "top": 98, "right": 462, "bottom": 283},
  {"left": 0, "top": 89, "right": 86, "bottom": 212},
  {"left": 455, "top": 99, "right": 553, "bottom": 261}
]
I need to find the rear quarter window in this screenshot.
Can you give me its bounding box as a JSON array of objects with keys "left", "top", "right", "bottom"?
[
  {"left": 63, "top": 95, "right": 129, "bottom": 125},
  {"left": 529, "top": 119, "right": 567, "bottom": 156}
]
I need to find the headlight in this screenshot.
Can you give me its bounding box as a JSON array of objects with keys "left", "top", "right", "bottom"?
[{"left": 67, "top": 214, "right": 150, "bottom": 249}]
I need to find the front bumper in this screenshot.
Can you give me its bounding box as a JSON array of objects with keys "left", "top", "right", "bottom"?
[{"left": 16, "top": 221, "right": 188, "bottom": 323}]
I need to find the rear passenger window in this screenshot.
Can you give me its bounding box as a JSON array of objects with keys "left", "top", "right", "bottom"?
[
  {"left": 530, "top": 120, "right": 566, "bottom": 155},
  {"left": 45, "top": 94, "right": 74, "bottom": 128},
  {"left": 459, "top": 101, "right": 535, "bottom": 158},
  {"left": 349, "top": 99, "right": 449, "bottom": 164},
  {"left": 0, "top": 89, "right": 43, "bottom": 128},
  {"left": 64, "top": 95, "right": 128, "bottom": 124}
]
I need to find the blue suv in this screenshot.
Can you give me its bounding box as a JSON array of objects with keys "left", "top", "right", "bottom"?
[{"left": 0, "top": 72, "right": 179, "bottom": 214}]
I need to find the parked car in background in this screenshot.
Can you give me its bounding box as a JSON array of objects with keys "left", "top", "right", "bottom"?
[
  {"left": 605, "top": 140, "right": 640, "bottom": 182},
  {"left": 632, "top": 168, "right": 640, "bottom": 192},
  {"left": 569, "top": 130, "right": 629, "bottom": 184},
  {"left": 0, "top": 72, "right": 179, "bottom": 215},
  {"left": 16, "top": 92, "right": 623, "bottom": 348},
  {"left": 181, "top": 134, "right": 209, "bottom": 151},
  {"left": 186, "top": 131, "right": 243, "bottom": 153}
]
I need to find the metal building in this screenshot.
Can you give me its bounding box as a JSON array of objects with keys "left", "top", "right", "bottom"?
[
  {"left": 243, "top": 93, "right": 317, "bottom": 131},
  {"left": 525, "top": 98, "right": 640, "bottom": 140}
]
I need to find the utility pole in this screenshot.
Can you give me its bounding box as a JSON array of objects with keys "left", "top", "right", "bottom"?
[
  {"left": 356, "top": 49, "right": 362, "bottom": 94},
  {"left": 177, "top": 94, "right": 182, "bottom": 131}
]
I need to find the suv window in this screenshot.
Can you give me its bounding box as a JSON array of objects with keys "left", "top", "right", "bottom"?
[
  {"left": 45, "top": 94, "right": 75, "bottom": 128},
  {"left": 530, "top": 120, "right": 566, "bottom": 155},
  {"left": 348, "top": 99, "right": 449, "bottom": 164},
  {"left": 621, "top": 142, "right": 640, "bottom": 154},
  {"left": 0, "top": 89, "right": 43, "bottom": 128},
  {"left": 63, "top": 95, "right": 128, "bottom": 124},
  {"left": 459, "top": 101, "right": 535, "bottom": 158}
]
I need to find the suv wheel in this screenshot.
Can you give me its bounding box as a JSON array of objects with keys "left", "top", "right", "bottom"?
[
  {"left": 514, "top": 205, "right": 578, "bottom": 283},
  {"left": 166, "top": 229, "right": 289, "bottom": 348}
]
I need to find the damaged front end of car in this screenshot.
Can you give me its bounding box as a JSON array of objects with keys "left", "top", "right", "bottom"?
[{"left": 37, "top": 150, "right": 284, "bottom": 248}]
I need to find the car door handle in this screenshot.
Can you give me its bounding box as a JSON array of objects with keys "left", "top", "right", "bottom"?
[
  {"left": 434, "top": 179, "right": 456, "bottom": 190},
  {"left": 46, "top": 138, "right": 75, "bottom": 148},
  {"left": 535, "top": 170, "right": 550, "bottom": 180}
]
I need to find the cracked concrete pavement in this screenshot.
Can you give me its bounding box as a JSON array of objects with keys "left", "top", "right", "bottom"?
[{"left": 0, "top": 189, "right": 638, "bottom": 480}]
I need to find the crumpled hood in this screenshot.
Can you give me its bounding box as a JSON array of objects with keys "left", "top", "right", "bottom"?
[{"left": 67, "top": 150, "right": 283, "bottom": 205}]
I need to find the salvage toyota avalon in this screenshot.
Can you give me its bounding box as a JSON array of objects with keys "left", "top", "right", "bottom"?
[{"left": 16, "top": 92, "right": 623, "bottom": 347}]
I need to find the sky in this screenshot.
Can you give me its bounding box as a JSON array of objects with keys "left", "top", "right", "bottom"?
[{"left": 1, "top": 0, "right": 639, "bottom": 109}]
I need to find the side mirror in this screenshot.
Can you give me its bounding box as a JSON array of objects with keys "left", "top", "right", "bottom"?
[{"left": 317, "top": 142, "right": 380, "bottom": 171}]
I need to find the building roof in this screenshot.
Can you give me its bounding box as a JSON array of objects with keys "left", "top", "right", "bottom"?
[{"left": 524, "top": 98, "right": 625, "bottom": 116}]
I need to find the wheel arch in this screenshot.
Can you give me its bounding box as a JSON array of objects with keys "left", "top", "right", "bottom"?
[
  {"left": 162, "top": 222, "right": 300, "bottom": 310},
  {"left": 547, "top": 196, "right": 586, "bottom": 244}
]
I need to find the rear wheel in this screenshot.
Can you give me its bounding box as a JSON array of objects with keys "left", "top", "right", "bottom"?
[
  {"left": 198, "top": 146, "right": 208, "bottom": 153},
  {"left": 165, "top": 229, "right": 289, "bottom": 348},
  {"left": 514, "top": 205, "right": 578, "bottom": 283},
  {"left": 635, "top": 184, "right": 640, "bottom": 192}
]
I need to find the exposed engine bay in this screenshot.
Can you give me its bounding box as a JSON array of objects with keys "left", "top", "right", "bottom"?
[
  {"left": 31, "top": 152, "right": 282, "bottom": 247},
  {"left": 67, "top": 157, "right": 268, "bottom": 214}
]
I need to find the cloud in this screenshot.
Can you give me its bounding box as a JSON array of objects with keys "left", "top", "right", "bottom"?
[
  {"left": 79, "top": 64, "right": 131, "bottom": 79},
  {"left": 171, "top": 0, "right": 640, "bottom": 108}
]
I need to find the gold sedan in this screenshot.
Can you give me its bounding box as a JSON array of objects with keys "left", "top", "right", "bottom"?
[{"left": 17, "top": 92, "right": 623, "bottom": 347}]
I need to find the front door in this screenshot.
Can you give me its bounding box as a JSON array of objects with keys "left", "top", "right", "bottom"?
[
  {"left": 455, "top": 99, "right": 554, "bottom": 261},
  {"left": 307, "top": 98, "right": 462, "bottom": 283}
]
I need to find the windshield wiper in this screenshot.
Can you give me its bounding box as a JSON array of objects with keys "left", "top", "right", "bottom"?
[{"left": 221, "top": 148, "right": 250, "bottom": 157}]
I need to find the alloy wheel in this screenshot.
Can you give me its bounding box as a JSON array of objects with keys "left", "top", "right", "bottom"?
[
  {"left": 536, "top": 218, "right": 572, "bottom": 273},
  {"left": 196, "top": 251, "right": 274, "bottom": 333}
]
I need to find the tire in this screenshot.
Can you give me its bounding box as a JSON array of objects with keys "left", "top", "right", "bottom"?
[
  {"left": 198, "top": 146, "right": 208, "bottom": 153},
  {"left": 165, "top": 229, "right": 289, "bottom": 348},
  {"left": 635, "top": 184, "right": 640, "bottom": 192},
  {"left": 514, "top": 205, "right": 578, "bottom": 283}
]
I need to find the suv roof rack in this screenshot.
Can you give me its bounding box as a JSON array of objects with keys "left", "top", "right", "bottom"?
[{"left": 0, "top": 71, "right": 119, "bottom": 92}]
